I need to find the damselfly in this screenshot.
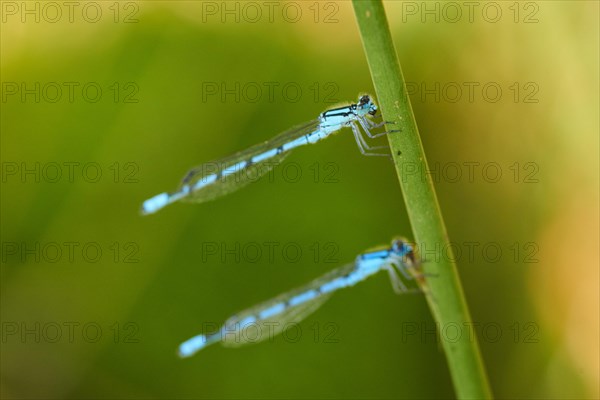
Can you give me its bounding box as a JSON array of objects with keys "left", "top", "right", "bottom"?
[
  {"left": 178, "top": 238, "right": 418, "bottom": 358},
  {"left": 142, "top": 94, "right": 396, "bottom": 215}
]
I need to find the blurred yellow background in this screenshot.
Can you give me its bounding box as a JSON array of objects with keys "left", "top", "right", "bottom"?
[{"left": 1, "top": 1, "right": 598, "bottom": 399}]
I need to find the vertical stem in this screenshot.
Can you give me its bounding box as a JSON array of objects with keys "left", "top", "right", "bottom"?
[{"left": 352, "top": 1, "right": 492, "bottom": 398}]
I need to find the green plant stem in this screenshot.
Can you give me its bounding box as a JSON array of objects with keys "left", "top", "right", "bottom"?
[{"left": 352, "top": 1, "right": 492, "bottom": 399}]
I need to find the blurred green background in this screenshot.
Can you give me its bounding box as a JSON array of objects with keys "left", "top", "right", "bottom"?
[{"left": 1, "top": 1, "right": 598, "bottom": 399}]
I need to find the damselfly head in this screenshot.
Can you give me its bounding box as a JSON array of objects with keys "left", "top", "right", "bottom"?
[
  {"left": 357, "top": 95, "right": 378, "bottom": 116},
  {"left": 391, "top": 238, "right": 413, "bottom": 257}
]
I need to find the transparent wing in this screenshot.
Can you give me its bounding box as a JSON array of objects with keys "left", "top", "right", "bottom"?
[
  {"left": 221, "top": 294, "right": 332, "bottom": 348},
  {"left": 221, "top": 262, "right": 357, "bottom": 348},
  {"left": 180, "top": 119, "right": 320, "bottom": 204}
]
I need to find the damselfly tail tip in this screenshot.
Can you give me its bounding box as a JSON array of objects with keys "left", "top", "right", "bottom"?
[
  {"left": 140, "top": 192, "right": 170, "bottom": 215},
  {"left": 178, "top": 334, "right": 209, "bottom": 358}
]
